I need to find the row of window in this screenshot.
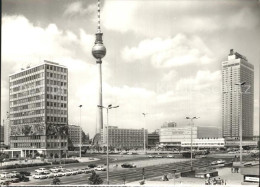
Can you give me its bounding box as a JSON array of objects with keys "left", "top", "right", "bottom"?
[
  {"left": 11, "top": 94, "right": 44, "bottom": 106},
  {"left": 47, "top": 72, "right": 67, "bottom": 80},
  {"left": 47, "top": 102, "right": 67, "bottom": 108},
  {"left": 46, "top": 79, "right": 67, "bottom": 86},
  {"left": 47, "top": 135, "right": 67, "bottom": 140},
  {"left": 11, "top": 73, "right": 44, "bottom": 86},
  {"left": 47, "top": 142, "right": 67, "bottom": 148},
  {"left": 46, "top": 109, "right": 67, "bottom": 115},
  {"left": 11, "top": 117, "right": 44, "bottom": 125},
  {"left": 46, "top": 64, "right": 67, "bottom": 73},
  {"left": 11, "top": 102, "right": 44, "bottom": 112},
  {"left": 10, "top": 65, "right": 44, "bottom": 80},
  {"left": 46, "top": 87, "right": 67, "bottom": 94},
  {"left": 11, "top": 109, "right": 44, "bottom": 118},
  {"left": 11, "top": 88, "right": 44, "bottom": 99},
  {"left": 12, "top": 80, "right": 44, "bottom": 92},
  {"left": 12, "top": 142, "right": 42, "bottom": 148},
  {"left": 47, "top": 94, "right": 67, "bottom": 101},
  {"left": 46, "top": 116, "right": 67, "bottom": 123},
  {"left": 11, "top": 136, "right": 41, "bottom": 140}
]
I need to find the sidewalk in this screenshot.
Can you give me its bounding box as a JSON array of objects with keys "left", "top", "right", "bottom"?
[{"left": 127, "top": 167, "right": 257, "bottom": 186}]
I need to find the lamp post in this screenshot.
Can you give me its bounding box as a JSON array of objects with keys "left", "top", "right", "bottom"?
[
  {"left": 97, "top": 104, "right": 119, "bottom": 184},
  {"left": 185, "top": 116, "right": 200, "bottom": 171},
  {"left": 79, "top": 105, "right": 83, "bottom": 158},
  {"left": 235, "top": 81, "right": 246, "bottom": 165},
  {"left": 142, "top": 113, "right": 148, "bottom": 155}
]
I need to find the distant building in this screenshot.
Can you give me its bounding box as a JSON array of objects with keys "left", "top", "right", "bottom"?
[
  {"left": 222, "top": 49, "right": 254, "bottom": 139},
  {"left": 148, "top": 132, "right": 159, "bottom": 148},
  {"left": 9, "top": 60, "right": 68, "bottom": 158},
  {"left": 4, "top": 117, "right": 10, "bottom": 146},
  {"left": 160, "top": 124, "right": 221, "bottom": 147},
  {"left": 181, "top": 138, "right": 225, "bottom": 148},
  {"left": 68, "top": 125, "right": 81, "bottom": 148},
  {"left": 68, "top": 125, "right": 89, "bottom": 149},
  {"left": 101, "top": 126, "right": 147, "bottom": 149},
  {"left": 0, "top": 125, "right": 4, "bottom": 144}
]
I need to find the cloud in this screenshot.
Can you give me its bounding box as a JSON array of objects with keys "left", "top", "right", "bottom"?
[
  {"left": 63, "top": 1, "right": 96, "bottom": 17},
  {"left": 122, "top": 34, "right": 214, "bottom": 68},
  {"left": 102, "top": 1, "right": 260, "bottom": 36}
]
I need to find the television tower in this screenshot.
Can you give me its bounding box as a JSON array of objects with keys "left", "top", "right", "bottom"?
[{"left": 92, "top": 0, "right": 106, "bottom": 134}]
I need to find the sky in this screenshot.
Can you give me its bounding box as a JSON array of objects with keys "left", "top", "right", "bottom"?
[{"left": 1, "top": 0, "right": 260, "bottom": 138}]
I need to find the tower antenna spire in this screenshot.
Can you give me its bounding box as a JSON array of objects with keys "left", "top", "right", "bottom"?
[{"left": 97, "top": 0, "right": 101, "bottom": 33}]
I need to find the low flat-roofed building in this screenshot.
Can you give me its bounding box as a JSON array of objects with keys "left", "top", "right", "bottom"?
[
  {"left": 241, "top": 165, "right": 259, "bottom": 184},
  {"left": 225, "top": 140, "right": 258, "bottom": 147},
  {"left": 181, "top": 138, "right": 225, "bottom": 148},
  {"left": 101, "top": 126, "right": 147, "bottom": 149}
]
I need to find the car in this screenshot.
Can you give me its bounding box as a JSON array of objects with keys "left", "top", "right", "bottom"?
[
  {"left": 50, "top": 167, "right": 60, "bottom": 173},
  {"left": 46, "top": 173, "right": 55, "bottom": 178},
  {"left": 216, "top": 159, "right": 225, "bottom": 164},
  {"left": 64, "top": 169, "right": 73, "bottom": 176},
  {"left": 148, "top": 155, "right": 154, "bottom": 158},
  {"left": 155, "top": 155, "right": 163, "bottom": 158},
  {"left": 89, "top": 157, "right": 94, "bottom": 160},
  {"left": 0, "top": 172, "right": 9, "bottom": 178},
  {"left": 0, "top": 178, "right": 11, "bottom": 185},
  {"left": 4, "top": 175, "right": 20, "bottom": 183},
  {"left": 19, "top": 171, "right": 31, "bottom": 176},
  {"left": 166, "top": 155, "right": 174, "bottom": 158},
  {"left": 75, "top": 169, "right": 83, "bottom": 174},
  {"left": 16, "top": 174, "right": 30, "bottom": 182},
  {"left": 121, "top": 163, "right": 136, "bottom": 168},
  {"left": 95, "top": 165, "right": 106, "bottom": 171},
  {"left": 81, "top": 167, "right": 94, "bottom": 174},
  {"left": 35, "top": 168, "right": 49, "bottom": 174},
  {"left": 33, "top": 173, "right": 48, "bottom": 179},
  {"left": 53, "top": 172, "right": 63, "bottom": 177},
  {"left": 10, "top": 171, "right": 19, "bottom": 177}
]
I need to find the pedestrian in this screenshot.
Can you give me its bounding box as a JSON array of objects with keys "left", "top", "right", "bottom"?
[{"left": 231, "top": 167, "right": 233, "bottom": 173}]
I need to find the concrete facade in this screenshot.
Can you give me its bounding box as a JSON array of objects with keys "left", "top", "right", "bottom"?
[
  {"left": 9, "top": 60, "right": 68, "bottom": 158},
  {"left": 222, "top": 49, "right": 254, "bottom": 139}
]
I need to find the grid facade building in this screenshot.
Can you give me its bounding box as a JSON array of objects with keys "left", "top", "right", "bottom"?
[
  {"left": 101, "top": 126, "right": 148, "bottom": 149},
  {"left": 222, "top": 49, "right": 254, "bottom": 139},
  {"left": 9, "top": 60, "right": 68, "bottom": 158},
  {"left": 68, "top": 125, "right": 81, "bottom": 147}
]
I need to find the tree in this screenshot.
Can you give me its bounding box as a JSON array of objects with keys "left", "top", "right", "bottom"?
[{"left": 88, "top": 171, "right": 103, "bottom": 185}]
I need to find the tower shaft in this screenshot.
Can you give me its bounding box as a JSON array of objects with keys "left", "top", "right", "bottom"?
[{"left": 97, "top": 63, "right": 103, "bottom": 133}]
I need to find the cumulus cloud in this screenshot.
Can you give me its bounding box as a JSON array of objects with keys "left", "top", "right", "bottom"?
[
  {"left": 122, "top": 34, "right": 214, "bottom": 68},
  {"left": 64, "top": 1, "right": 96, "bottom": 17},
  {"left": 102, "top": 1, "right": 260, "bottom": 36}
]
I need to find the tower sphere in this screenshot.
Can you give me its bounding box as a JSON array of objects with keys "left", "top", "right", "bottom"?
[{"left": 92, "top": 43, "right": 106, "bottom": 60}]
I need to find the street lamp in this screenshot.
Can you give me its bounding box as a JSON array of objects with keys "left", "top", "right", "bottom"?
[
  {"left": 142, "top": 113, "right": 148, "bottom": 154},
  {"left": 235, "top": 81, "right": 246, "bottom": 165},
  {"left": 185, "top": 116, "right": 200, "bottom": 171},
  {"left": 79, "top": 105, "right": 83, "bottom": 158},
  {"left": 97, "top": 104, "right": 119, "bottom": 184}
]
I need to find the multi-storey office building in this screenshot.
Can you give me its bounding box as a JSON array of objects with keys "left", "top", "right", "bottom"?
[
  {"left": 222, "top": 49, "right": 254, "bottom": 139},
  {"left": 101, "top": 126, "right": 147, "bottom": 149},
  {"left": 9, "top": 60, "right": 68, "bottom": 158},
  {"left": 68, "top": 125, "right": 81, "bottom": 147}
]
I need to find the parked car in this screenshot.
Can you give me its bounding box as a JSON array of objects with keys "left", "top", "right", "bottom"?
[
  {"left": 53, "top": 172, "right": 63, "bottom": 177},
  {"left": 33, "top": 173, "right": 48, "bottom": 179},
  {"left": 35, "top": 168, "right": 49, "bottom": 174},
  {"left": 10, "top": 171, "right": 19, "bottom": 177},
  {"left": 16, "top": 174, "right": 30, "bottom": 182},
  {"left": 64, "top": 169, "right": 73, "bottom": 176},
  {"left": 0, "top": 178, "right": 11, "bottom": 185},
  {"left": 121, "top": 163, "right": 136, "bottom": 168},
  {"left": 95, "top": 165, "right": 106, "bottom": 171},
  {"left": 0, "top": 172, "right": 9, "bottom": 178},
  {"left": 155, "top": 155, "right": 163, "bottom": 158},
  {"left": 50, "top": 167, "right": 60, "bottom": 173},
  {"left": 47, "top": 173, "right": 55, "bottom": 178},
  {"left": 19, "top": 171, "right": 31, "bottom": 176},
  {"left": 148, "top": 155, "right": 154, "bottom": 158},
  {"left": 166, "top": 155, "right": 174, "bottom": 158},
  {"left": 81, "top": 167, "right": 94, "bottom": 174},
  {"left": 216, "top": 159, "right": 225, "bottom": 164}
]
